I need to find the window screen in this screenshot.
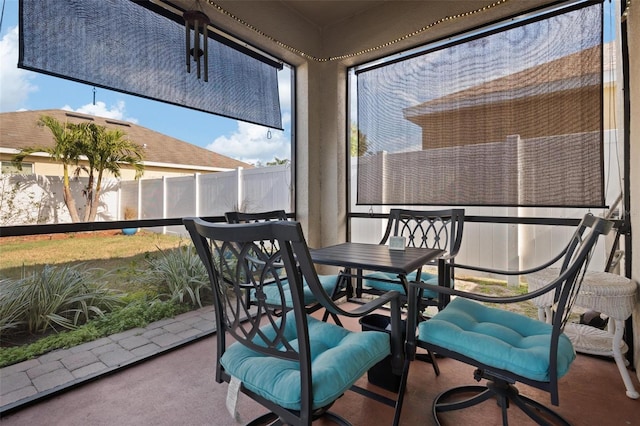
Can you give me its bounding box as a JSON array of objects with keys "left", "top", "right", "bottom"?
[
  {"left": 356, "top": 1, "right": 604, "bottom": 207},
  {"left": 19, "top": 0, "right": 283, "bottom": 130}
]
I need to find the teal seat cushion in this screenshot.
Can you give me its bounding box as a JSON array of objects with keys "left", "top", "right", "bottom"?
[
  {"left": 419, "top": 297, "right": 575, "bottom": 382},
  {"left": 220, "top": 312, "right": 390, "bottom": 410},
  {"left": 259, "top": 274, "right": 339, "bottom": 307},
  {"left": 363, "top": 271, "right": 441, "bottom": 298}
]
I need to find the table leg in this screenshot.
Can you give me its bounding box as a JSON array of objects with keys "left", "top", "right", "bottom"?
[{"left": 612, "top": 319, "right": 640, "bottom": 399}]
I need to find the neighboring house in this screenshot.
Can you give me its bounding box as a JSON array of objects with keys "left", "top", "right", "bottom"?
[
  {"left": 0, "top": 109, "right": 252, "bottom": 179},
  {"left": 403, "top": 44, "right": 614, "bottom": 149}
]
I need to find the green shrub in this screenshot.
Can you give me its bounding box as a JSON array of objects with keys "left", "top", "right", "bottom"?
[
  {"left": 0, "top": 264, "right": 123, "bottom": 335},
  {"left": 93, "top": 299, "right": 187, "bottom": 335},
  {"left": 0, "top": 299, "right": 187, "bottom": 368},
  {"left": 141, "top": 244, "right": 210, "bottom": 307}
]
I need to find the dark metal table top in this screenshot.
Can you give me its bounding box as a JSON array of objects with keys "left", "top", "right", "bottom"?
[{"left": 310, "top": 242, "right": 444, "bottom": 274}]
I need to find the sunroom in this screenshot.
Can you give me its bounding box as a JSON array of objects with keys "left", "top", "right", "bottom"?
[{"left": 1, "top": 0, "right": 639, "bottom": 424}]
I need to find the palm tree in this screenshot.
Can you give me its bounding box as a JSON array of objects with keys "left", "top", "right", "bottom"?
[
  {"left": 76, "top": 122, "right": 144, "bottom": 221},
  {"left": 350, "top": 123, "right": 369, "bottom": 157},
  {"left": 12, "top": 115, "right": 83, "bottom": 222},
  {"left": 266, "top": 157, "right": 290, "bottom": 166}
]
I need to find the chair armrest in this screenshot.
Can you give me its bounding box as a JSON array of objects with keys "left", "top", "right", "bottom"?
[
  {"left": 327, "top": 290, "right": 402, "bottom": 317},
  {"left": 439, "top": 253, "right": 458, "bottom": 262},
  {"left": 447, "top": 247, "right": 567, "bottom": 277},
  {"left": 409, "top": 276, "right": 562, "bottom": 305}
]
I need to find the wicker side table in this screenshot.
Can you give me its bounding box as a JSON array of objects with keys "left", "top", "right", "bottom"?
[{"left": 528, "top": 269, "right": 639, "bottom": 399}]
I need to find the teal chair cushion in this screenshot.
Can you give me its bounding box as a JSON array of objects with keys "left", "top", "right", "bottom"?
[
  {"left": 419, "top": 297, "right": 575, "bottom": 382},
  {"left": 363, "top": 271, "right": 441, "bottom": 298},
  {"left": 220, "top": 312, "right": 390, "bottom": 410},
  {"left": 258, "top": 274, "right": 339, "bottom": 307}
]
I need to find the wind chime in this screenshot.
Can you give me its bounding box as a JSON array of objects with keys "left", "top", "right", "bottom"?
[{"left": 183, "top": 9, "right": 210, "bottom": 81}]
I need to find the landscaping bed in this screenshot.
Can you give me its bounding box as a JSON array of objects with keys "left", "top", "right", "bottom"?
[{"left": 0, "top": 230, "right": 211, "bottom": 367}]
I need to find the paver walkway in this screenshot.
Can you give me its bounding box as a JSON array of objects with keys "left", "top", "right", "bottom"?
[{"left": 1, "top": 305, "right": 217, "bottom": 414}]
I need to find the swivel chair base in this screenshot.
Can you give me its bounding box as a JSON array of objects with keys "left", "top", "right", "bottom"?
[
  {"left": 247, "top": 406, "right": 351, "bottom": 426},
  {"left": 433, "top": 377, "right": 571, "bottom": 426}
]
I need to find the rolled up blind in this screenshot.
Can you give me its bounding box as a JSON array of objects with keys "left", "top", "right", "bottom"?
[{"left": 19, "top": 0, "right": 283, "bottom": 130}]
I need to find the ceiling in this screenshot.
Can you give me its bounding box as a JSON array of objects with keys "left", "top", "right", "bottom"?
[
  {"left": 277, "top": 0, "right": 388, "bottom": 28},
  {"left": 162, "top": 0, "right": 563, "bottom": 65}
]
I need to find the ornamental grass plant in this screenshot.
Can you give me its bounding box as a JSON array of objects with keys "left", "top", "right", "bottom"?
[
  {"left": 139, "top": 244, "right": 211, "bottom": 307},
  {"left": 0, "top": 264, "right": 123, "bottom": 337}
]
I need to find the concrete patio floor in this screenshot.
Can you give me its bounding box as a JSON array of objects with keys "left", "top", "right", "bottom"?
[{"left": 1, "top": 305, "right": 638, "bottom": 425}]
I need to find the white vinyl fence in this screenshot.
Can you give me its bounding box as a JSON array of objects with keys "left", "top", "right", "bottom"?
[
  {"left": 2, "top": 161, "right": 616, "bottom": 276},
  {"left": 0, "top": 165, "right": 292, "bottom": 231},
  {"left": 119, "top": 165, "right": 292, "bottom": 236}
]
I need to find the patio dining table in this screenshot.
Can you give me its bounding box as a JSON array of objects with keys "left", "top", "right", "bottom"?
[{"left": 310, "top": 242, "right": 445, "bottom": 298}]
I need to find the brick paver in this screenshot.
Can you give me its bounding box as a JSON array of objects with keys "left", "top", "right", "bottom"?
[
  {"left": 26, "top": 361, "right": 64, "bottom": 379},
  {"left": 1, "top": 386, "right": 37, "bottom": 406},
  {"left": 32, "top": 369, "right": 75, "bottom": 392},
  {"left": 72, "top": 362, "right": 108, "bottom": 379},
  {"left": 118, "top": 335, "right": 151, "bottom": 351},
  {"left": 60, "top": 351, "right": 100, "bottom": 370}
]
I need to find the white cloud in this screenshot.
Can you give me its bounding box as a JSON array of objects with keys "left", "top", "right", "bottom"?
[
  {"left": 0, "top": 26, "right": 38, "bottom": 112},
  {"left": 207, "top": 68, "right": 292, "bottom": 165},
  {"left": 61, "top": 100, "right": 138, "bottom": 124},
  {"left": 207, "top": 121, "right": 290, "bottom": 166}
]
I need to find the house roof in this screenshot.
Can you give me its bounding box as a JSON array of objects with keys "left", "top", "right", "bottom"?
[
  {"left": 0, "top": 109, "right": 252, "bottom": 171},
  {"left": 404, "top": 44, "right": 605, "bottom": 120}
]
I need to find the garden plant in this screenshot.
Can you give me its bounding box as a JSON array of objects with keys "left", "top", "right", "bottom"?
[{"left": 0, "top": 232, "right": 213, "bottom": 368}]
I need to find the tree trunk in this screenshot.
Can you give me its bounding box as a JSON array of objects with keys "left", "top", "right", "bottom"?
[
  {"left": 88, "top": 170, "right": 103, "bottom": 222},
  {"left": 83, "top": 173, "right": 94, "bottom": 222},
  {"left": 62, "top": 166, "right": 80, "bottom": 222}
]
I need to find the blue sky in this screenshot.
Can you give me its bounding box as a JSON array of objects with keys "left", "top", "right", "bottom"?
[{"left": 0, "top": 0, "right": 292, "bottom": 166}]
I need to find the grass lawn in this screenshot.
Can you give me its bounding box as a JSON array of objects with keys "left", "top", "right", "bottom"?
[{"left": 0, "top": 230, "right": 186, "bottom": 288}]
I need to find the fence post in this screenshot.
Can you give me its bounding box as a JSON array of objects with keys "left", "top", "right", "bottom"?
[
  {"left": 509, "top": 135, "right": 523, "bottom": 287},
  {"left": 236, "top": 167, "right": 243, "bottom": 211},
  {"left": 194, "top": 173, "right": 200, "bottom": 217},
  {"left": 117, "top": 183, "right": 122, "bottom": 221},
  {"left": 162, "top": 176, "right": 167, "bottom": 235},
  {"left": 137, "top": 179, "right": 142, "bottom": 221},
  {"left": 507, "top": 207, "right": 520, "bottom": 287}
]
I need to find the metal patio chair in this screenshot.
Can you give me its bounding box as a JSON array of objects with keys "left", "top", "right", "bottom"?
[
  {"left": 225, "top": 210, "right": 346, "bottom": 325},
  {"left": 359, "top": 208, "right": 465, "bottom": 312},
  {"left": 183, "top": 218, "right": 403, "bottom": 425},
  {"left": 393, "top": 214, "right": 613, "bottom": 426}
]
